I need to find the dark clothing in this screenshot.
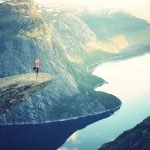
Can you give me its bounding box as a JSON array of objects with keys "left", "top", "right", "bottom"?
[
  {"left": 33, "top": 67, "right": 39, "bottom": 74},
  {"left": 34, "top": 58, "right": 40, "bottom": 75},
  {"left": 36, "top": 68, "right": 39, "bottom": 74}
]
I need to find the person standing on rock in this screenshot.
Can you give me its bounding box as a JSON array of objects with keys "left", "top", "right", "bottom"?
[{"left": 33, "top": 57, "right": 40, "bottom": 75}]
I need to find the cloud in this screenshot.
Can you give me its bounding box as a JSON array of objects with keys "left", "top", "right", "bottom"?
[
  {"left": 67, "top": 132, "right": 80, "bottom": 143},
  {"left": 58, "top": 148, "right": 69, "bottom": 150},
  {"left": 58, "top": 147, "right": 78, "bottom": 150},
  {"left": 57, "top": 148, "right": 69, "bottom": 150},
  {"left": 57, "top": 132, "right": 79, "bottom": 150},
  {"left": 36, "top": 0, "right": 150, "bottom": 21},
  {"left": 0, "top": 0, "right": 4, "bottom": 3}
]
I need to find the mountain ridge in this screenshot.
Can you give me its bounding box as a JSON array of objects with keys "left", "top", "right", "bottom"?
[
  {"left": 99, "top": 116, "right": 150, "bottom": 150},
  {"left": 1, "top": 0, "right": 150, "bottom": 124}
]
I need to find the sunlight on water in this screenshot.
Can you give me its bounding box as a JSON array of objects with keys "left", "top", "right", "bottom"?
[
  {"left": 94, "top": 54, "right": 150, "bottom": 100},
  {"left": 62, "top": 54, "right": 150, "bottom": 150}
]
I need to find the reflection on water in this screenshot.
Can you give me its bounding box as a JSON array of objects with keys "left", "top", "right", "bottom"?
[
  {"left": 61, "top": 54, "right": 150, "bottom": 150},
  {"left": 95, "top": 54, "right": 150, "bottom": 99},
  {"left": 0, "top": 54, "right": 150, "bottom": 150},
  {"left": 0, "top": 110, "right": 116, "bottom": 150}
]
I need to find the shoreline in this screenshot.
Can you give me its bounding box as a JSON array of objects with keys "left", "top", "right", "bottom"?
[
  {"left": 0, "top": 56, "right": 122, "bottom": 126},
  {"left": 87, "top": 55, "right": 122, "bottom": 73},
  {"left": 0, "top": 105, "right": 121, "bottom": 150},
  {"left": 0, "top": 104, "right": 121, "bottom": 126}
]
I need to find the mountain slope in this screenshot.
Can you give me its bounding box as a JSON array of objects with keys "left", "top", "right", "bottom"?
[
  {"left": 99, "top": 116, "right": 150, "bottom": 150},
  {"left": 0, "top": 0, "right": 121, "bottom": 124},
  {"left": 1, "top": 0, "right": 150, "bottom": 125},
  {"left": 79, "top": 11, "right": 150, "bottom": 54}
]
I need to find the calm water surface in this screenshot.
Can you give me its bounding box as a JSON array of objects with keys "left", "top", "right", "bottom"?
[{"left": 61, "top": 54, "right": 150, "bottom": 150}]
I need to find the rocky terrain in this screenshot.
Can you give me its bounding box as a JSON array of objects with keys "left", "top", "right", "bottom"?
[
  {"left": 0, "top": 0, "right": 122, "bottom": 124},
  {"left": 0, "top": 0, "right": 150, "bottom": 125},
  {"left": 0, "top": 73, "right": 53, "bottom": 115},
  {"left": 99, "top": 116, "right": 150, "bottom": 150}
]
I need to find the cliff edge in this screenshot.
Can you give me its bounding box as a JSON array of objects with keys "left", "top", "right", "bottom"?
[
  {"left": 0, "top": 73, "right": 53, "bottom": 115},
  {"left": 0, "top": 0, "right": 121, "bottom": 124}
]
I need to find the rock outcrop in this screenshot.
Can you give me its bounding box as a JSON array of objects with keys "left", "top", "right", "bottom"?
[
  {"left": 99, "top": 116, "right": 150, "bottom": 150},
  {"left": 0, "top": 0, "right": 149, "bottom": 126},
  {"left": 0, "top": 73, "right": 53, "bottom": 115},
  {"left": 0, "top": 0, "right": 121, "bottom": 124}
]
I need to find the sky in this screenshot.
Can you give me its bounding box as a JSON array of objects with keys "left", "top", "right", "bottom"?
[{"left": 37, "top": 0, "right": 150, "bottom": 21}]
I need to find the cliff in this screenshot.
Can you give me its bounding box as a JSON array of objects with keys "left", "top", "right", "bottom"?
[
  {"left": 0, "top": 0, "right": 122, "bottom": 124},
  {"left": 0, "top": 73, "right": 53, "bottom": 115},
  {"left": 99, "top": 116, "right": 150, "bottom": 150}
]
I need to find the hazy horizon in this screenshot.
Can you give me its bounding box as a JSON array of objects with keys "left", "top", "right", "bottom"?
[{"left": 37, "top": 0, "right": 150, "bottom": 21}]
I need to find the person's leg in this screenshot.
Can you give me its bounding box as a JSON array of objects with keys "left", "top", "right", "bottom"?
[{"left": 36, "top": 68, "right": 39, "bottom": 74}]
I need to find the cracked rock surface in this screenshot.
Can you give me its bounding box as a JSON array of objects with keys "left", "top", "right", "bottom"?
[{"left": 0, "top": 73, "right": 53, "bottom": 115}]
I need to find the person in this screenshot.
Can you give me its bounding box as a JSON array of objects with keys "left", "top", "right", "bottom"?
[{"left": 33, "top": 57, "right": 40, "bottom": 74}]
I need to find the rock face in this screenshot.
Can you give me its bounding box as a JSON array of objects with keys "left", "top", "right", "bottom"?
[
  {"left": 0, "top": 0, "right": 122, "bottom": 124},
  {"left": 0, "top": 73, "right": 53, "bottom": 115},
  {"left": 0, "top": 0, "right": 150, "bottom": 124},
  {"left": 99, "top": 116, "right": 150, "bottom": 150},
  {"left": 0, "top": 0, "right": 149, "bottom": 125},
  {"left": 0, "top": 0, "right": 150, "bottom": 125}
]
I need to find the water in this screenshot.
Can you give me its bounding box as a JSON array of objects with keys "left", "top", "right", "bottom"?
[
  {"left": 61, "top": 53, "right": 150, "bottom": 150},
  {"left": 0, "top": 110, "right": 115, "bottom": 150},
  {"left": 0, "top": 54, "right": 150, "bottom": 150}
]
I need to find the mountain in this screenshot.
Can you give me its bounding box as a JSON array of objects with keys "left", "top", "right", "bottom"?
[
  {"left": 79, "top": 11, "right": 150, "bottom": 42},
  {"left": 0, "top": 73, "right": 53, "bottom": 115},
  {"left": 79, "top": 11, "right": 150, "bottom": 55},
  {"left": 99, "top": 116, "right": 150, "bottom": 150},
  {"left": 0, "top": 0, "right": 121, "bottom": 124},
  {"left": 1, "top": 0, "right": 150, "bottom": 125}
]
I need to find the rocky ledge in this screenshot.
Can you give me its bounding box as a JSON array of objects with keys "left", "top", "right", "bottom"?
[
  {"left": 0, "top": 73, "right": 53, "bottom": 115},
  {"left": 99, "top": 116, "right": 150, "bottom": 150}
]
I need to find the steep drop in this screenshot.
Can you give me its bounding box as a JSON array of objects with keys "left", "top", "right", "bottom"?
[{"left": 0, "top": 73, "right": 53, "bottom": 115}]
